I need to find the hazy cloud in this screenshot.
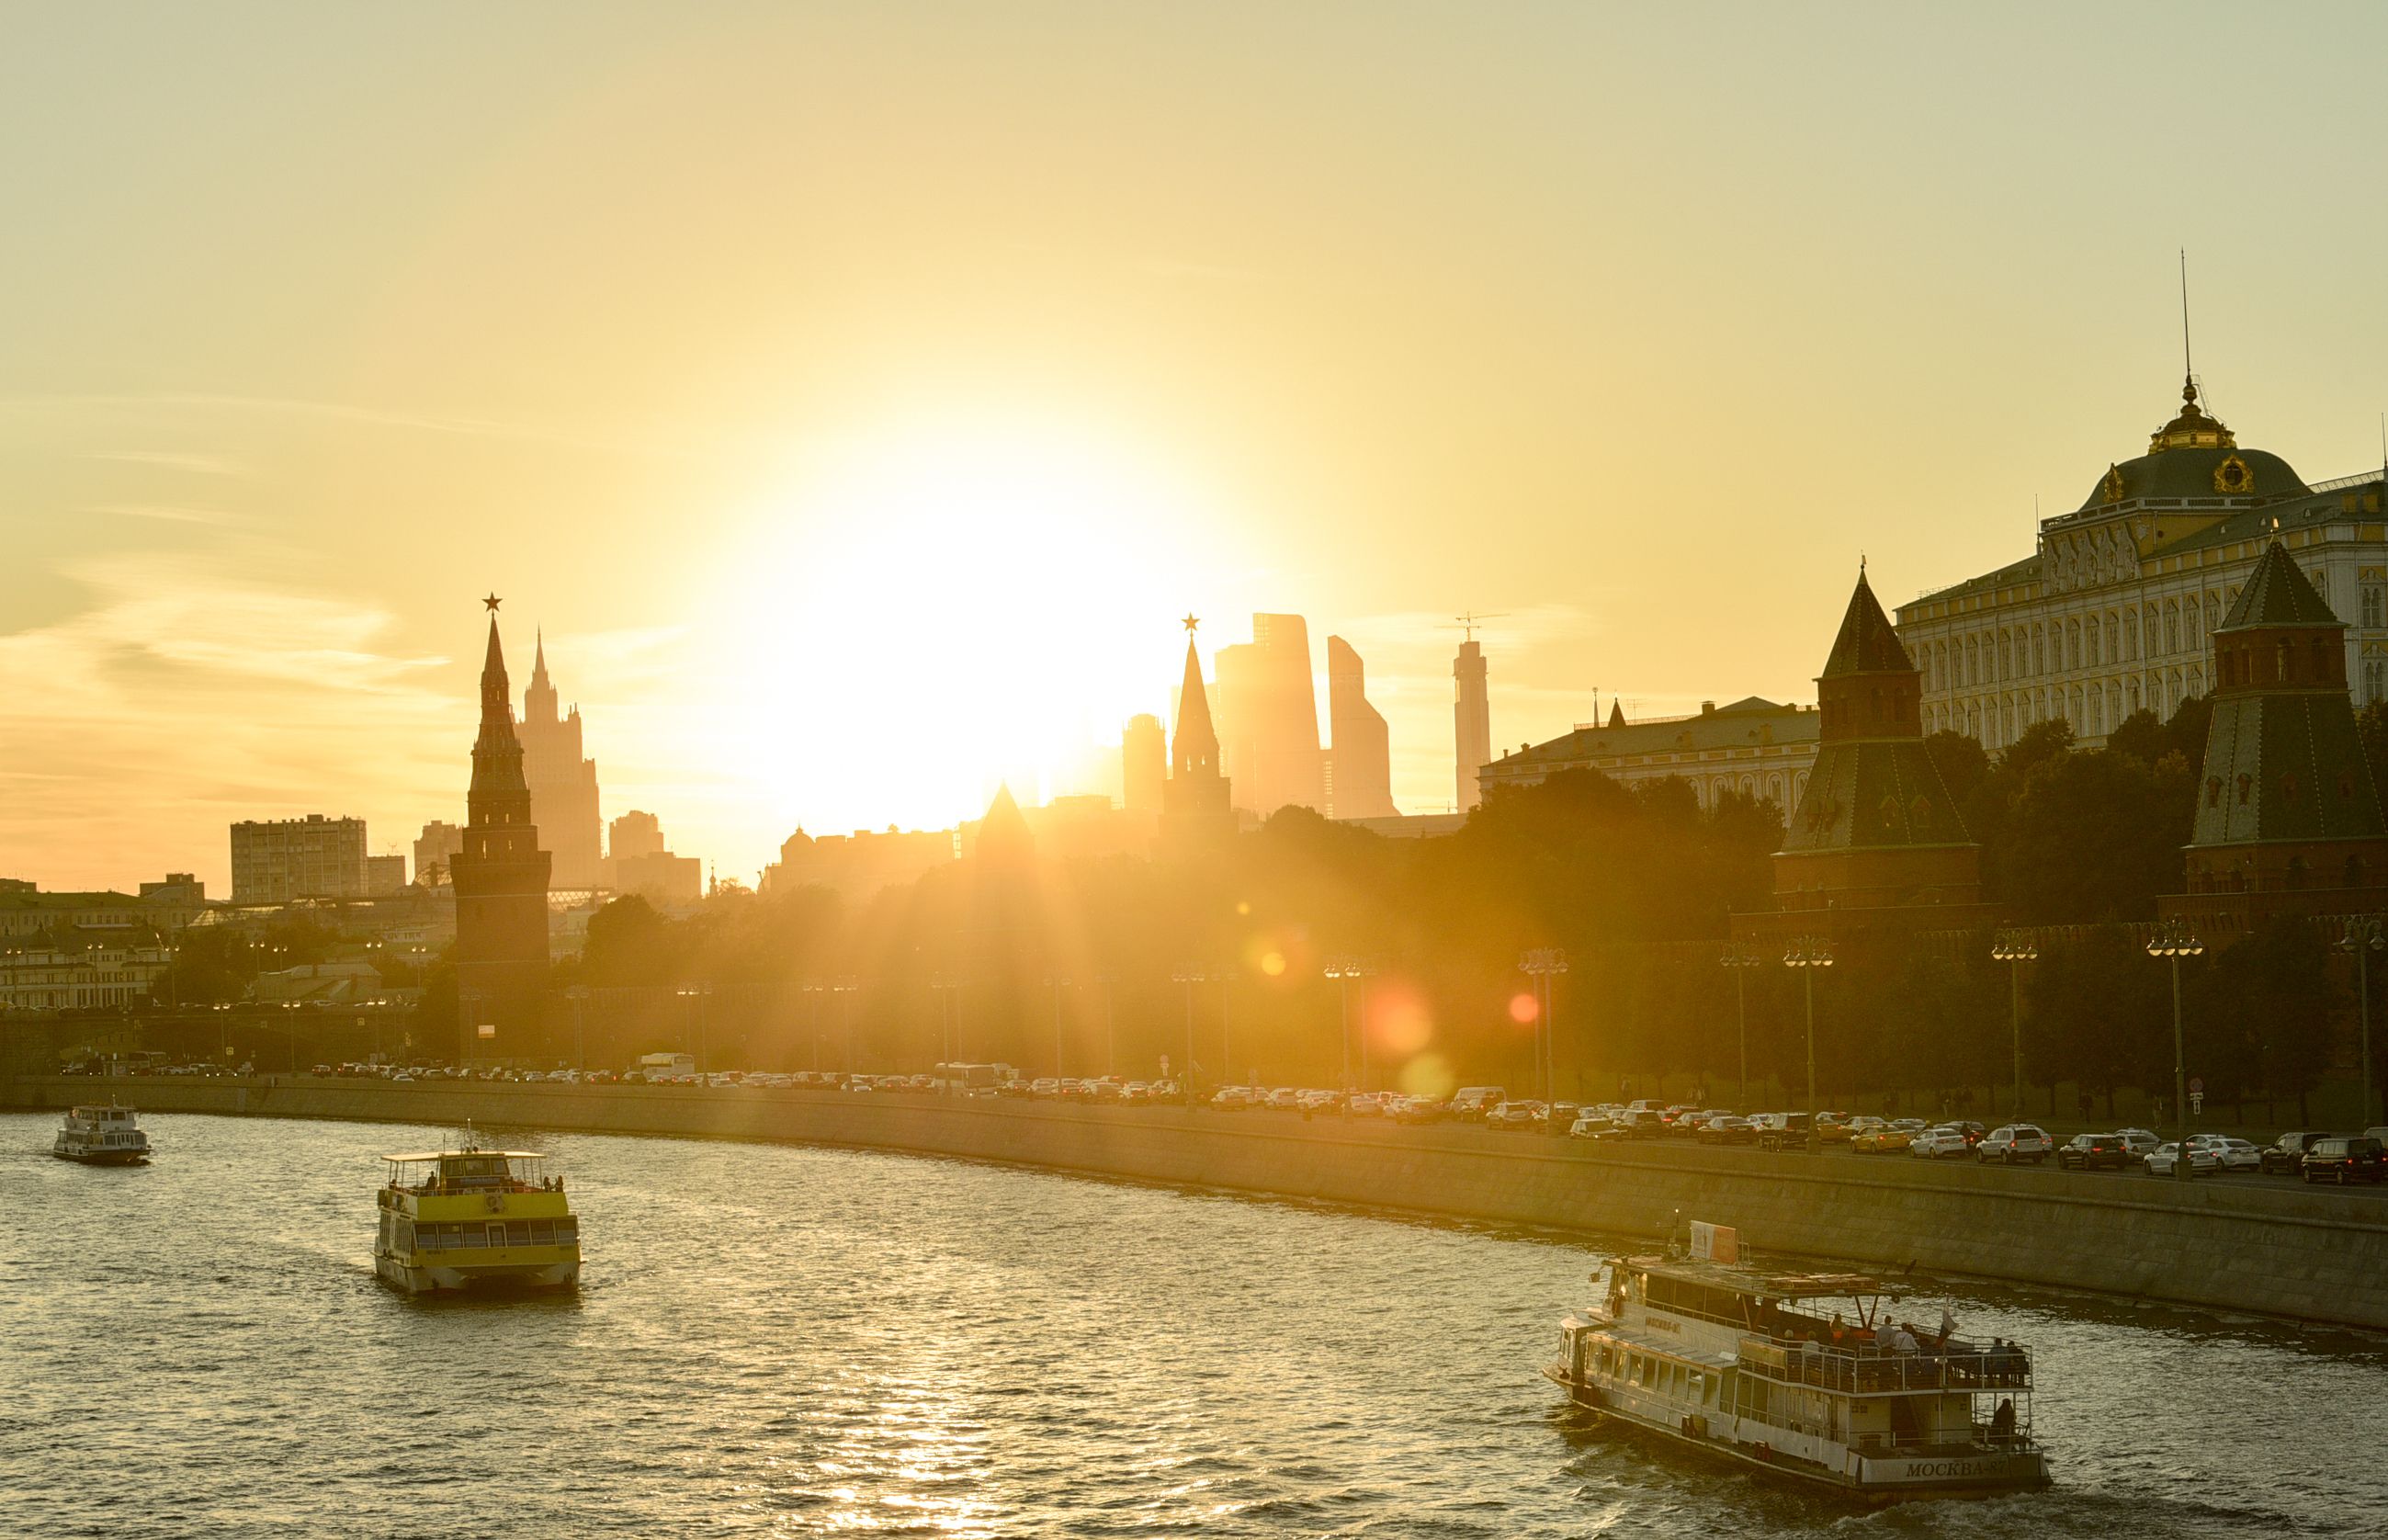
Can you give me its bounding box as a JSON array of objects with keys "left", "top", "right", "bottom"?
[
  {"left": 88, "top": 502, "right": 243, "bottom": 527},
  {"left": 86, "top": 450, "right": 250, "bottom": 477}
]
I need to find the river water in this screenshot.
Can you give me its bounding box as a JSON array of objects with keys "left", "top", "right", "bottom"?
[{"left": 2, "top": 1112, "right": 2382, "bottom": 1538}]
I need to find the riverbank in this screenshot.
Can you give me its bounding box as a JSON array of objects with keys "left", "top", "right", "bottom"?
[{"left": 13, "top": 1073, "right": 2388, "bottom": 1328}]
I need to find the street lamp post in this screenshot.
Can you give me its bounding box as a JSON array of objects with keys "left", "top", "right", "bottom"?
[
  {"left": 1171, "top": 966, "right": 1207, "bottom": 1103},
  {"left": 1050, "top": 977, "right": 1069, "bottom": 1079},
  {"left": 564, "top": 985, "right": 590, "bottom": 1072},
  {"left": 1989, "top": 930, "right": 2040, "bottom": 1122},
  {"left": 1720, "top": 947, "right": 1763, "bottom": 1108},
  {"left": 1519, "top": 948, "right": 1568, "bottom": 1103},
  {"left": 2146, "top": 920, "right": 2204, "bottom": 1183},
  {"left": 2340, "top": 920, "right": 2384, "bottom": 1129},
  {"left": 1324, "top": 957, "right": 1371, "bottom": 1093},
  {"left": 1097, "top": 972, "right": 1117, "bottom": 1077},
  {"left": 1215, "top": 963, "right": 1238, "bottom": 1086},
  {"left": 1782, "top": 936, "right": 1833, "bottom": 1150},
  {"left": 675, "top": 985, "right": 710, "bottom": 1078},
  {"left": 833, "top": 977, "right": 857, "bottom": 1072}
]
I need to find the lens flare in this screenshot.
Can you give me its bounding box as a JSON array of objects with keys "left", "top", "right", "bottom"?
[
  {"left": 1508, "top": 991, "right": 1539, "bottom": 1025},
  {"left": 1399, "top": 1053, "right": 1457, "bottom": 1100},
  {"left": 1366, "top": 983, "right": 1433, "bottom": 1057}
]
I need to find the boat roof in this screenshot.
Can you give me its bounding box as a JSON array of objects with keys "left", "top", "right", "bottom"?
[
  {"left": 1627, "top": 1255, "right": 1893, "bottom": 1299},
  {"left": 381, "top": 1149, "right": 550, "bottom": 1161}
]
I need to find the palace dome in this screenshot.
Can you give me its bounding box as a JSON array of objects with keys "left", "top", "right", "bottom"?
[{"left": 2075, "top": 378, "right": 2305, "bottom": 512}]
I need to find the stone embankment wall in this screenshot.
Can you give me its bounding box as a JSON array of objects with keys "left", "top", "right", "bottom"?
[{"left": 13, "top": 1075, "right": 2387, "bottom": 1329}]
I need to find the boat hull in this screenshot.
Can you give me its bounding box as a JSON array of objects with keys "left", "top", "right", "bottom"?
[
  {"left": 1545, "top": 1366, "right": 2049, "bottom": 1502},
  {"left": 52, "top": 1143, "right": 150, "bottom": 1166},
  {"left": 376, "top": 1252, "right": 580, "bottom": 1296}
]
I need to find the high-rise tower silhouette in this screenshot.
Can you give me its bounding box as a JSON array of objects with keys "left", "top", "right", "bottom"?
[
  {"left": 1324, "top": 636, "right": 1398, "bottom": 820},
  {"left": 1214, "top": 613, "right": 1324, "bottom": 818},
  {"left": 451, "top": 597, "right": 553, "bottom": 1060},
  {"left": 1454, "top": 634, "right": 1490, "bottom": 811},
  {"left": 517, "top": 631, "right": 604, "bottom": 889},
  {"left": 1121, "top": 713, "right": 1166, "bottom": 814}
]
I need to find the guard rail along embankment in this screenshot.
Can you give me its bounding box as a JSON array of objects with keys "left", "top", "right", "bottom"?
[{"left": 11, "top": 1074, "right": 2387, "bottom": 1329}]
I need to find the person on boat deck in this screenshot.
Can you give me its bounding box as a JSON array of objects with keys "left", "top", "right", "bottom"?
[
  {"left": 1888, "top": 1324, "right": 1920, "bottom": 1354},
  {"left": 1990, "top": 1398, "right": 2017, "bottom": 1442},
  {"left": 1828, "top": 1313, "right": 1849, "bottom": 1345}
]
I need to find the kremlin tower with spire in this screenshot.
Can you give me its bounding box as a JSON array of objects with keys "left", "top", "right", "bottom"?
[
  {"left": 1161, "top": 616, "right": 1236, "bottom": 844},
  {"left": 451, "top": 597, "right": 554, "bottom": 1060}
]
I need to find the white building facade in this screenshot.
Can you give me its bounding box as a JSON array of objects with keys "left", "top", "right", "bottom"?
[{"left": 1898, "top": 379, "right": 2388, "bottom": 752}]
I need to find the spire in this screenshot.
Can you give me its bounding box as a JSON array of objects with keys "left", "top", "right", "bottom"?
[
  {"left": 1607, "top": 699, "right": 1626, "bottom": 730},
  {"left": 470, "top": 606, "right": 532, "bottom": 812},
  {"left": 1172, "top": 633, "right": 1220, "bottom": 777},
  {"left": 523, "top": 626, "right": 560, "bottom": 724},
  {"left": 1820, "top": 568, "right": 1915, "bottom": 677}
]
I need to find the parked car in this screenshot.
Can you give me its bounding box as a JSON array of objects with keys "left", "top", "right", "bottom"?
[
  {"left": 1756, "top": 1112, "right": 1813, "bottom": 1152},
  {"left": 2261, "top": 1130, "right": 2339, "bottom": 1174},
  {"left": 1208, "top": 1086, "right": 1256, "bottom": 1111},
  {"left": 1909, "top": 1126, "right": 1972, "bottom": 1160},
  {"left": 1450, "top": 1086, "right": 1507, "bottom": 1120},
  {"left": 2113, "top": 1127, "right": 2163, "bottom": 1159},
  {"left": 2145, "top": 1141, "right": 2220, "bottom": 1177},
  {"left": 1976, "top": 1125, "right": 2052, "bottom": 1164},
  {"left": 2056, "top": 1132, "right": 2130, "bottom": 1171},
  {"left": 1835, "top": 1115, "right": 1888, "bottom": 1146},
  {"left": 1487, "top": 1100, "right": 1547, "bottom": 1130},
  {"left": 1849, "top": 1125, "right": 1906, "bottom": 1155},
  {"left": 1606, "top": 1107, "right": 1669, "bottom": 1139},
  {"left": 1568, "top": 1113, "right": 1613, "bottom": 1139},
  {"left": 2300, "top": 1136, "right": 2385, "bottom": 1184},
  {"left": 2201, "top": 1135, "right": 2262, "bottom": 1172},
  {"left": 1696, "top": 1115, "right": 1757, "bottom": 1146}
]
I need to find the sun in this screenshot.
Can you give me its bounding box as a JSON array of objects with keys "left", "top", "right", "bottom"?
[{"left": 712, "top": 412, "right": 1226, "bottom": 836}]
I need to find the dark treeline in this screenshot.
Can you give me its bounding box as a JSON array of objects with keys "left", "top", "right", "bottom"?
[{"left": 395, "top": 700, "right": 2370, "bottom": 1118}]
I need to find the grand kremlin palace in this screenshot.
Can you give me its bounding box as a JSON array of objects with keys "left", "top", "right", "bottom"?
[{"left": 1897, "top": 375, "right": 2388, "bottom": 752}]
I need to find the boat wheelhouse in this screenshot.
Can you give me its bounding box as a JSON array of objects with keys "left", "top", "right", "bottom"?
[
  {"left": 375, "top": 1138, "right": 581, "bottom": 1295},
  {"left": 1545, "top": 1231, "right": 2048, "bottom": 1500},
  {"left": 52, "top": 1104, "right": 153, "bottom": 1165}
]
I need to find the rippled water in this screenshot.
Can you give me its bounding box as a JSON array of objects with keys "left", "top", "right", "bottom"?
[{"left": 3, "top": 1112, "right": 2383, "bottom": 1537}]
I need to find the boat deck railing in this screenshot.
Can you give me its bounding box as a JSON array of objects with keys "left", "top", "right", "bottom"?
[{"left": 1737, "top": 1335, "right": 2032, "bottom": 1395}]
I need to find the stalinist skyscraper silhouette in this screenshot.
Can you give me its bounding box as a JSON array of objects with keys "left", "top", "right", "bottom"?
[
  {"left": 516, "top": 632, "right": 604, "bottom": 889},
  {"left": 451, "top": 595, "right": 553, "bottom": 1061}
]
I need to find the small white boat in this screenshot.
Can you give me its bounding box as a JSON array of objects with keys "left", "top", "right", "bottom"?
[
  {"left": 52, "top": 1104, "right": 153, "bottom": 1165},
  {"left": 1545, "top": 1223, "right": 2048, "bottom": 1501}
]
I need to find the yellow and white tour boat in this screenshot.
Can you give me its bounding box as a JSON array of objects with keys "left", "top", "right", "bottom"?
[
  {"left": 1545, "top": 1223, "right": 2048, "bottom": 1500},
  {"left": 375, "top": 1137, "right": 582, "bottom": 1296}
]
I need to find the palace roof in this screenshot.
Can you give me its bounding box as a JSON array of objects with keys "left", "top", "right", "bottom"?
[{"left": 1490, "top": 697, "right": 1815, "bottom": 774}]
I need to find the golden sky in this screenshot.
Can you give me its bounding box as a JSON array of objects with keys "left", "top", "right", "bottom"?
[{"left": 9, "top": 3, "right": 2388, "bottom": 892}]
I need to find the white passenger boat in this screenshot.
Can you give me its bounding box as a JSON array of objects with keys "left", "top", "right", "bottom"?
[
  {"left": 1545, "top": 1223, "right": 2048, "bottom": 1500},
  {"left": 51, "top": 1104, "right": 153, "bottom": 1165}
]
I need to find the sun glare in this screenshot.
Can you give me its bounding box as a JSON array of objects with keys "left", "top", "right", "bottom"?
[{"left": 715, "top": 415, "right": 1220, "bottom": 837}]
